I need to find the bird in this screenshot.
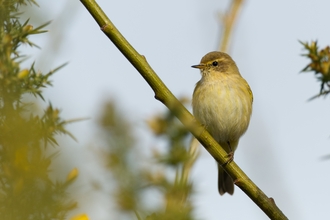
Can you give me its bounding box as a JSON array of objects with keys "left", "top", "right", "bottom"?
[{"left": 192, "top": 51, "right": 253, "bottom": 195}]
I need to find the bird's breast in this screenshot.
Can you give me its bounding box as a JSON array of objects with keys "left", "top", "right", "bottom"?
[{"left": 192, "top": 76, "right": 252, "bottom": 145}]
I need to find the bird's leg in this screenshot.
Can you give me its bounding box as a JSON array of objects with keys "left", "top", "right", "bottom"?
[{"left": 222, "top": 141, "right": 234, "bottom": 166}]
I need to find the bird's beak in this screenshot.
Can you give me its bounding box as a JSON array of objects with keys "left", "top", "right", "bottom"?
[{"left": 191, "top": 64, "right": 205, "bottom": 69}]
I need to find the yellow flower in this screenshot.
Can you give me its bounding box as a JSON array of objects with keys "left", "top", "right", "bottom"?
[
  {"left": 67, "top": 168, "right": 79, "bottom": 182},
  {"left": 17, "top": 69, "right": 29, "bottom": 79},
  {"left": 70, "top": 214, "right": 89, "bottom": 220}
]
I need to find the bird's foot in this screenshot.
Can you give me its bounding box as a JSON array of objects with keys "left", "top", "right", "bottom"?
[{"left": 222, "top": 151, "right": 234, "bottom": 166}]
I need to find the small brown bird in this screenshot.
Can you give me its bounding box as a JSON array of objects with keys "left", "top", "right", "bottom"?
[{"left": 192, "top": 51, "right": 253, "bottom": 195}]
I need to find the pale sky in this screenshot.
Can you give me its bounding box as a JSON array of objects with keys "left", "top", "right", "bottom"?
[{"left": 25, "top": 0, "right": 330, "bottom": 219}]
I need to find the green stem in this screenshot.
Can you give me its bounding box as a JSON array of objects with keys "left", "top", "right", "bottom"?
[{"left": 80, "top": 1, "right": 288, "bottom": 219}]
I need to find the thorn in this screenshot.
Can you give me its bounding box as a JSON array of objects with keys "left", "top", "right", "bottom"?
[{"left": 101, "top": 24, "right": 108, "bottom": 31}]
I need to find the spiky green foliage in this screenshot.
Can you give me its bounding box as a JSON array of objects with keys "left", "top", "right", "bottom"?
[
  {"left": 98, "top": 99, "right": 198, "bottom": 220},
  {"left": 300, "top": 41, "right": 330, "bottom": 100},
  {"left": 0, "top": 1, "right": 77, "bottom": 219}
]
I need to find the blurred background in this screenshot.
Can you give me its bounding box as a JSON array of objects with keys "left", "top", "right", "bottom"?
[{"left": 20, "top": 0, "right": 330, "bottom": 219}]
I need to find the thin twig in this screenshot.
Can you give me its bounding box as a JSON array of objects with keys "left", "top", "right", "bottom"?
[{"left": 219, "top": 0, "right": 244, "bottom": 52}]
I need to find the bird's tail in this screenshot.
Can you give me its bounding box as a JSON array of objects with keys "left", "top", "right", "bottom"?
[{"left": 218, "top": 163, "right": 234, "bottom": 195}]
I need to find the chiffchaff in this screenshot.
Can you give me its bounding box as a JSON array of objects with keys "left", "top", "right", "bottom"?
[{"left": 192, "top": 51, "right": 253, "bottom": 195}]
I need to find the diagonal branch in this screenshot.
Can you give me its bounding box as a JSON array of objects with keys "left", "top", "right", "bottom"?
[{"left": 80, "top": 0, "right": 288, "bottom": 219}]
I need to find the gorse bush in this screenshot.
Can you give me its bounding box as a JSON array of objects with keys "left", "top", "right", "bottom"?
[{"left": 0, "top": 1, "right": 77, "bottom": 219}]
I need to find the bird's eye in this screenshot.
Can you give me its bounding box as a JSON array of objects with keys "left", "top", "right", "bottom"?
[{"left": 212, "top": 61, "right": 218, "bottom": 66}]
